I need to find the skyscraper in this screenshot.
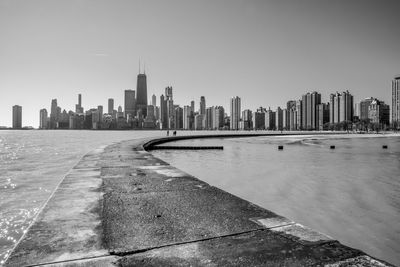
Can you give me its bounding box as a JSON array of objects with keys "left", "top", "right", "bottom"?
[
  {"left": 124, "top": 90, "right": 136, "bottom": 118},
  {"left": 97, "top": 105, "right": 103, "bottom": 123},
  {"left": 214, "top": 106, "right": 224, "bottom": 130},
  {"left": 108, "top": 98, "right": 114, "bottom": 115},
  {"left": 50, "top": 99, "right": 58, "bottom": 129},
  {"left": 230, "top": 96, "right": 241, "bottom": 130},
  {"left": 301, "top": 92, "right": 321, "bottom": 130},
  {"left": 136, "top": 72, "right": 148, "bottom": 117},
  {"left": 275, "top": 107, "right": 283, "bottom": 131},
  {"left": 369, "top": 99, "right": 390, "bottom": 126},
  {"left": 174, "top": 107, "right": 183, "bottom": 129},
  {"left": 200, "top": 96, "right": 206, "bottom": 115},
  {"left": 39, "top": 108, "right": 48, "bottom": 129},
  {"left": 253, "top": 109, "right": 265, "bottom": 130},
  {"left": 183, "top": 105, "right": 191, "bottom": 130},
  {"left": 152, "top": 94, "right": 157, "bottom": 106},
  {"left": 330, "top": 91, "right": 353, "bottom": 124},
  {"left": 301, "top": 93, "right": 308, "bottom": 130},
  {"left": 12, "top": 105, "right": 22, "bottom": 129},
  {"left": 165, "top": 87, "right": 174, "bottom": 129},
  {"left": 205, "top": 107, "right": 214, "bottom": 129},
  {"left": 359, "top": 97, "right": 374, "bottom": 120},
  {"left": 339, "top": 91, "right": 353, "bottom": 122},
  {"left": 190, "top": 101, "right": 195, "bottom": 114},
  {"left": 392, "top": 75, "right": 400, "bottom": 127},
  {"left": 160, "top": 94, "right": 168, "bottom": 129},
  {"left": 241, "top": 109, "right": 253, "bottom": 130},
  {"left": 265, "top": 108, "right": 275, "bottom": 130},
  {"left": 316, "top": 103, "right": 329, "bottom": 130},
  {"left": 75, "top": 94, "right": 83, "bottom": 113},
  {"left": 296, "top": 100, "right": 302, "bottom": 130}
]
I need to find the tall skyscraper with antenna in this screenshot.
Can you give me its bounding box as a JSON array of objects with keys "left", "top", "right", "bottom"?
[{"left": 136, "top": 62, "right": 148, "bottom": 117}]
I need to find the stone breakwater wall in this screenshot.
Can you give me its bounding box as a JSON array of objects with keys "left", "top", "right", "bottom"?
[{"left": 5, "top": 135, "right": 395, "bottom": 266}]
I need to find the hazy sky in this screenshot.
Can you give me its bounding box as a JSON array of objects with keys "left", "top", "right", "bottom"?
[{"left": 1, "top": 0, "right": 399, "bottom": 127}]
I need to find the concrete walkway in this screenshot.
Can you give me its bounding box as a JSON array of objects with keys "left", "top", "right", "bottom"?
[{"left": 4, "top": 136, "right": 395, "bottom": 266}]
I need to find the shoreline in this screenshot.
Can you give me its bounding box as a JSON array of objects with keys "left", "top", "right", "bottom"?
[{"left": 4, "top": 134, "right": 396, "bottom": 266}]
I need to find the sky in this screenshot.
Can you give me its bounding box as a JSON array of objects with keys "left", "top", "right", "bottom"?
[{"left": 0, "top": 0, "right": 399, "bottom": 127}]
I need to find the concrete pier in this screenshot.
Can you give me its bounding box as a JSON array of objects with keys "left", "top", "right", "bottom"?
[{"left": 4, "top": 135, "right": 395, "bottom": 266}]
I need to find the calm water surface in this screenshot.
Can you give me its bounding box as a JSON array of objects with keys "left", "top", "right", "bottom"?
[{"left": 152, "top": 135, "right": 400, "bottom": 266}]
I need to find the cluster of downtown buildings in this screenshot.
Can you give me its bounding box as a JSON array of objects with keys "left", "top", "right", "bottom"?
[{"left": 8, "top": 74, "right": 400, "bottom": 131}]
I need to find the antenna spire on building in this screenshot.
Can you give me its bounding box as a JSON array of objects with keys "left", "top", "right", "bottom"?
[{"left": 139, "top": 59, "right": 141, "bottom": 74}]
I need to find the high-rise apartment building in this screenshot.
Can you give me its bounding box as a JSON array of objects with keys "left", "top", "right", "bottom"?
[
  {"left": 174, "top": 107, "right": 183, "bottom": 129},
  {"left": 339, "top": 91, "right": 353, "bottom": 122},
  {"left": 275, "top": 107, "right": 283, "bottom": 131},
  {"left": 39, "top": 108, "right": 48, "bottom": 129},
  {"left": 12, "top": 105, "right": 22, "bottom": 129},
  {"left": 108, "top": 98, "right": 114, "bottom": 115},
  {"left": 289, "top": 108, "right": 297, "bottom": 130},
  {"left": 301, "top": 92, "right": 321, "bottom": 130},
  {"left": 369, "top": 99, "right": 390, "bottom": 126},
  {"left": 164, "top": 87, "right": 174, "bottom": 129},
  {"left": 316, "top": 103, "right": 329, "bottom": 130},
  {"left": 136, "top": 72, "right": 148, "bottom": 117},
  {"left": 160, "top": 94, "right": 168, "bottom": 129},
  {"left": 301, "top": 94, "right": 308, "bottom": 130},
  {"left": 200, "top": 96, "right": 206, "bottom": 115},
  {"left": 253, "top": 109, "right": 265, "bottom": 130},
  {"left": 50, "top": 99, "right": 58, "bottom": 129},
  {"left": 213, "top": 106, "right": 224, "bottom": 130},
  {"left": 283, "top": 109, "right": 290, "bottom": 130},
  {"left": 190, "top": 101, "right": 195, "bottom": 114},
  {"left": 242, "top": 109, "right": 252, "bottom": 130},
  {"left": 330, "top": 91, "right": 353, "bottom": 124},
  {"left": 124, "top": 90, "right": 136, "bottom": 118},
  {"left": 359, "top": 97, "right": 374, "bottom": 121},
  {"left": 205, "top": 107, "right": 214, "bottom": 129},
  {"left": 392, "top": 76, "right": 400, "bottom": 126},
  {"left": 97, "top": 106, "right": 103, "bottom": 123},
  {"left": 183, "top": 105, "right": 191, "bottom": 130},
  {"left": 230, "top": 96, "right": 241, "bottom": 130},
  {"left": 296, "top": 100, "right": 302, "bottom": 130},
  {"left": 75, "top": 94, "right": 83, "bottom": 113},
  {"left": 265, "top": 108, "right": 275, "bottom": 130},
  {"left": 152, "top": 94, "right": 157, "bottom": 106},
  {"left": 194, "top": 114, "right": 204, "bottom": 130}
]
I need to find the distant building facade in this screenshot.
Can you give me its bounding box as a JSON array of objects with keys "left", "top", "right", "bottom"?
[
  {"left": 392, "top": 75, "right": 400, "bottom": 127},
  {"left": 230, "top": 96, "right": 241, "bottom": 130},
  {"left": 368, "top": 99, "right": 390, "bottom": 126},
  {"left": 108, "top": 98, "right": 114, "bottom": 115},
  {"left": 39, "top": 108, "right": 48, "bottom": 129},
  {"left": 124, "top": 90, "right": 136, "bottom": 118},
  {"left": 136, "top": 72, "right": 148, "bottom": 117},
  {"left": 12, "top": 105, "right": 22, "bottom": 129},
  {"left": 330, "top": 91, "right": 353, "bottom": 124}
]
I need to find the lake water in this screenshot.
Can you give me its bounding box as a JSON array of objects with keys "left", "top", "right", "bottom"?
[
  {"left": 0, "top": 130, "right": 164, "bottom": 265},
  {"left": 0, "top": 131, "right": 399, "bottom": 266},
  {"left": 152, "top": 134, "right": 400, "bottom": 266}
]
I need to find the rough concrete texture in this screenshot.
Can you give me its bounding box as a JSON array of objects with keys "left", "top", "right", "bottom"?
[
  {"left": 5, "top": 136, "right": 395, "bottom": 266},
  {"left": 118, "top": 231, "right": 363, "bottom": 267}
]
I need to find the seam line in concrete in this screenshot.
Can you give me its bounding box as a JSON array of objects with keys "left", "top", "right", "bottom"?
[
  {"left": 27, "top": 254, "right": 115, "bottom": 267},
  {"left": 110, "top": 229, "right": 265, "bottom": 257}
]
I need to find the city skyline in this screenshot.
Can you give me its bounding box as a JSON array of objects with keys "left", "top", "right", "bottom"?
[
  {"left": 1, "top": 0, "right": 400, "bottom": 127},
  {"left": 3, "top": 74, "right": 395, "bottom": 130}
]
